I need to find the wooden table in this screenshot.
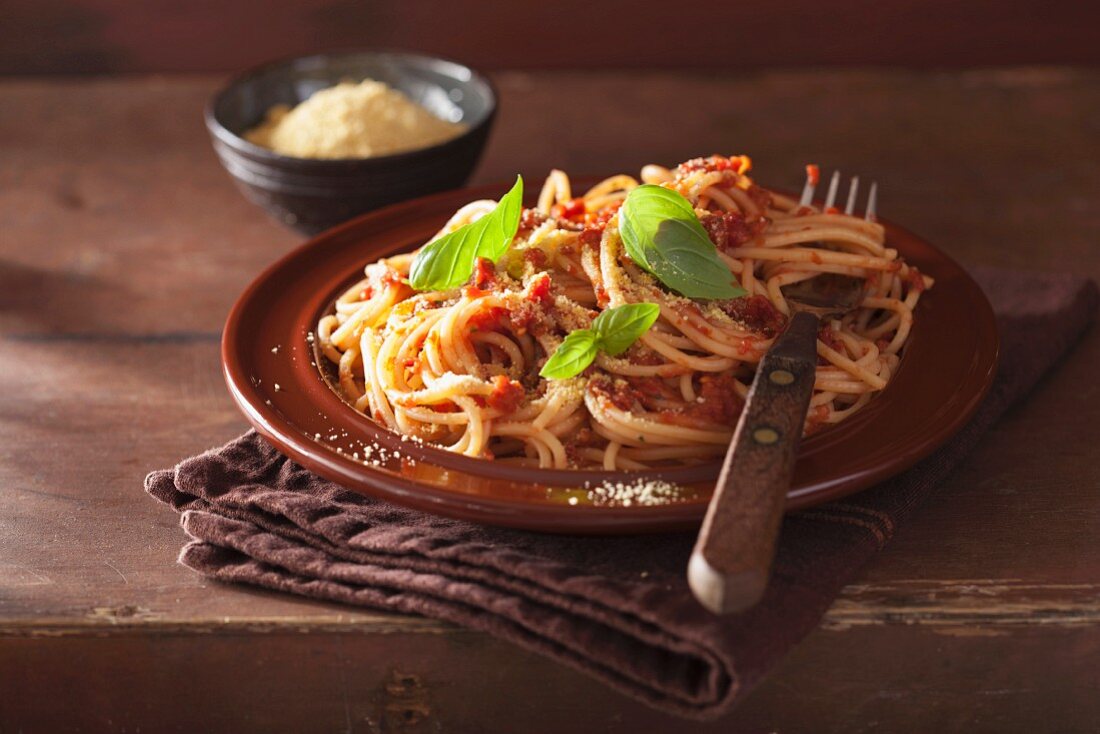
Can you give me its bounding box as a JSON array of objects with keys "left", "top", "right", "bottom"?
[{"left": 2, "top": 69, "right": 1098, "bottom": 733}]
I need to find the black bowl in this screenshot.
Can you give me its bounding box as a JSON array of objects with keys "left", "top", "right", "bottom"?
[{"left": 206, "top": 51, "right": 497, "bottom": 234}]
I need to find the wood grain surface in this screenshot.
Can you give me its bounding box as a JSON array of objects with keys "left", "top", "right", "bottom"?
[
  {"left": 3, "top": 0, "right": 1100, "bottom": 75},
  {"left": 2, "top": 69, "right": 1099, "bottom": 732}
]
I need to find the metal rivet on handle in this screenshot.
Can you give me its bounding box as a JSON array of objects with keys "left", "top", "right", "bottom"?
[
  {"left": 769, "top": 369, "right": 795, "bottom": 386},
  {"left": 752, "top": 427, "right": 780, "bottom": 445}
]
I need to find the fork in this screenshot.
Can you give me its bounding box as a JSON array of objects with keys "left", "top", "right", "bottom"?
[
  {"left": 688, "top": 169, "right": 879, "bottom": 615},
  {"left": 800, "top": 168, "right": 878, "bottom": 219}
]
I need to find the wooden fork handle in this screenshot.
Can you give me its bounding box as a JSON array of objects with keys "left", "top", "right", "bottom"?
[{"left": 688, "top": 311, "right": 819, "bottom": 614}]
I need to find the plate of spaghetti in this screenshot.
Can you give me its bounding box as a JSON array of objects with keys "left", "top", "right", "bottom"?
[{"left": 223, "top": 154, "right": 998, "bottom": 532}]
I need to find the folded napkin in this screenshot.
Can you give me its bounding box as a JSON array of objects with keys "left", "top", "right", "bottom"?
[{"left": 146, "top": 268, "right": 1097, "bottom": 720}]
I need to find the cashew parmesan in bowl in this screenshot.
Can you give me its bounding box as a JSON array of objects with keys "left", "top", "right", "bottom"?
[
  {"left": 206, "top": 51, "right": 496, "bottom": 232},
  {"left": 244, "top": 79, "right": 468, "bottom": 160}
]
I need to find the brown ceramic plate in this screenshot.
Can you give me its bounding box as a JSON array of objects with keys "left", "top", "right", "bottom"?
[{"left": 222, "top": 181, "right": 998, "bottom": 533}]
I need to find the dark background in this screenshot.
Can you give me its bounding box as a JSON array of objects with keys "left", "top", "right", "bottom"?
[{"left": 5, "top": 0, "right": 1100, "bottom": 75}]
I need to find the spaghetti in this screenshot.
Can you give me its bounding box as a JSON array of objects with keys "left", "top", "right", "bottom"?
[{"left": 317, "top": 155, "right": 932, "bottom": 469}]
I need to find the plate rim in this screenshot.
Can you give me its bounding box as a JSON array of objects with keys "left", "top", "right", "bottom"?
[{"left": 222, "top": 181, "right": 1000, "bottom": 533}]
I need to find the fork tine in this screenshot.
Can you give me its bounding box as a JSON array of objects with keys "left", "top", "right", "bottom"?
[
  {"left": 798, "top": 165, "right": 819, "bottom": 208},
  {"left": 865, "top": 181, "right": 878, "bottom": 222},
  {"left": 844, "top": 176, "right": 860, "bottom": 215},
  {"left": 824, "top": 171, "right": 841, "bottom": 210}
]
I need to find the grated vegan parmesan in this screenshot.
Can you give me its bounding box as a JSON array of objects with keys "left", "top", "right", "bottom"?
[
  {"left": 589, "top": 478, "right": 684, "bottom": 507},
  {"left": 245, "top": 80, "right": 467, "bottom": 159}
]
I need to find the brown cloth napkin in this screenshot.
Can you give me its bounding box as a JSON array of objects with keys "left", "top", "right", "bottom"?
[{"left": 146, "top": 267, "right": 1096, "bottom": 720}]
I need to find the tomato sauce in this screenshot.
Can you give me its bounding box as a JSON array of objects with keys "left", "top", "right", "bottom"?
[
  {"left": 523, "top": 247, "right": 548, "bottom": 269},
  {"left": 526, "top": 272, "right": 553, "bottom": 305},
  {"left": 657, "top": 373, "right": 744, "bottom": 427},
  {"left": 589, "top": 375, "right": 641, "bottom": 411},
  {"left": 677, "top": 155, "right": 751, "bottom": 175},
  {"left": 700, "top": 211, "right": 767, "bottom": 251},
  {"left": 579, "top": 227, "right": 602, "bottom": 249},
  {"left": 551, "top": 198, "right": 586, "bottom": 222},
  {"left": 718, "top": 295, "right": 788, "bottom": 338},
  {"left": 467, "top": 305, "right": 508, "bottom": 332},
  {"left": 630, "top": 377, "right": 680, "bottom": 402},
  {"left": 472, "top": 257, "right": 499, "bottom": 290},
  {"left": 486, "top": 375, "right": 524, "bottom": 414},
  {"left": 588, "top": 200, "right": 622, "bottom": 226},
  {"left": 517, "top": 209, "right": 547, "bottom": 237},
  {"left": 748, "top": 184, "right": 773, "bottom": 212},
  {"left": 806, "top": 164, "right": 820, "bottom": 186}
]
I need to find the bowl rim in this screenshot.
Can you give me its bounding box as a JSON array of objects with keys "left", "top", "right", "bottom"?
[{"left": 204, "top": 48, "right": 499, "bottom": 168}]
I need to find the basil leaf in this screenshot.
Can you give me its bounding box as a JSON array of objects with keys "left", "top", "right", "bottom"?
[
  {"left": 539, "top": 330, "right": 599, "bottom": 380},
  {"left": 620, "top": 184, "right": 747, "bottom": 300},
  {"left": 409, "top": 176, "right": 524, "bottom": 291},
  {"left": 591, "top": 302, "right": 660, "bottom": 356},
  {"left": 540, "top": 304, "right": 660, "bottom": 380}
]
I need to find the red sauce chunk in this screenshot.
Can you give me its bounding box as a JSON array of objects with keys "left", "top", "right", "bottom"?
[
  {"left": 677, "top": 155, "right": 750, "bottom": 175},
  {"left": 551, "top": 198, "right": 587, "bottom": 222},
  {"left": 629, "top": 377, "right": 680, "bottom": 404},
  {"left": 563, "top": 426, "right": 599, "bottom": 463},
  {"left": 508, "top": 302, "right": 541, "bottom": 334},
  {"left": 806, "top": 164, "right": 820, "bottom": 185},
  {"left": 591, "top": 372, "right": 745, "bottom": 429},
  {"left": 589, "top": 375, "right": 642, "bottom": 411},
  {"left": 657, "top": 373, "right": 744, "bottom": 427},
  {"left": 472, "top": 257, "right": 499, "bottom": 290},
  {"left": 380, "top": 267, "right": 402, "bottom": 285},
  {"left": 747, "top": 184, "right": 773, "bottom": 212},
  {"left": 526, "top": 272, "right": 553, "bottom": 305},
  {"left": 486, "top": 375, "right": 524, "bottom": 414},
  {"left": 579, "top": 227, "right": 602, "bottom": 249},
  {"left": 588, "top": 200, "right": 622, "bottom": 227},
  {"left": 577, "top": 201, "right": 622, "bottom": 249},
  {"left": 700, "top": 211, "right": 766, "bottom": 251},
  {"left": 628, "top": 348, "right": 666, "bottom": 366},
  {"left": 523, "top": 247, "right": 548, "bottom": 269},
  {"left": 517, "top": 208, "right": 548, "bottom": 237},
  {"left": 467, "top": 305, "right": 508, "bottom": 332},
  {"left": 693, "top": 373, "right": 744, "bottom": 425},
  {"left": 718, "top": 295, "right": 788, "bottom": 338}
]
